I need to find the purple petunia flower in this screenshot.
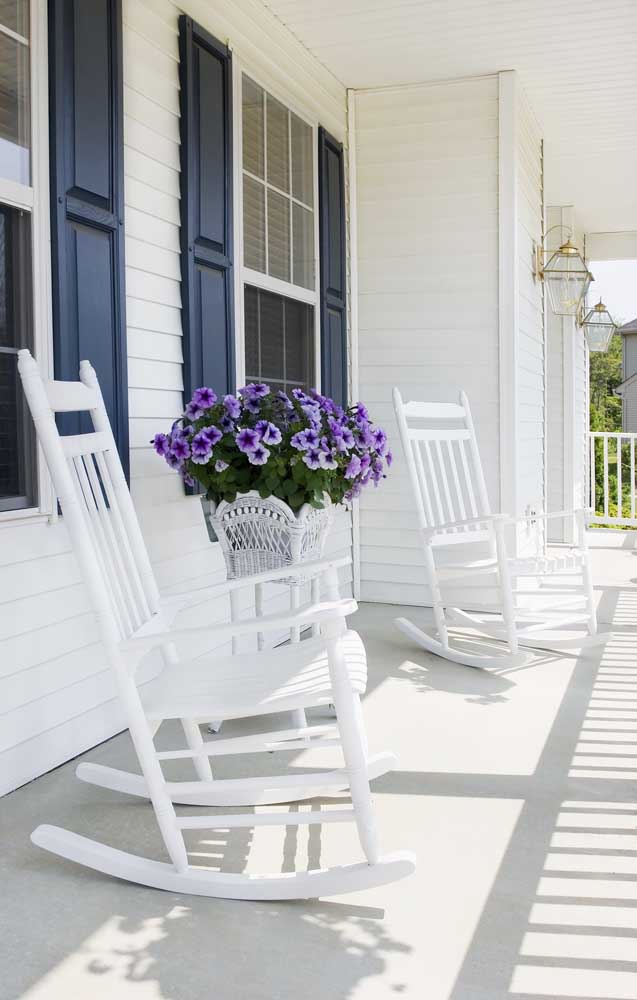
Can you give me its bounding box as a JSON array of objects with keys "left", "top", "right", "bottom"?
[
  {"left": 219, "top": 414, "right": 235, "bottom": 434},
  {"left": 345, "top": 454, "right": 361, "bottom": 479},
  {"left": 182, "top": 471, "right": 196, "bottom": 488},
  {"left": 291, "top": 428, "right": 320, "bottom": 451},
  {"left": 277, "top": 391, "right": 294, "bottom": 411},
  {"left": 152, "top": 433, "right": 170, "bottom": 456},
  {"left": 215, "top": 459, "right": 229, "bottom": 472},
  {"left": 201, "top": 425, "right": 222, "bottom": 447},
  {"left": 170, "top": 436, "right": 191, "bottom": 460},
  {"left": 255, "top": 420, "right": 282, "bottom": 446},
  {"left": 371, "top": 426, "right": 388, "bottom": 454},
  {"left": 223, "top": 394, "right": 241, "bottom": 419},
  {"left": 240, "top": 382, "right": 270, "bottom": 399},
  {"left": 248, "top": 443, "right": 270, "bottom": 466},
  {"left": 236, "top": 427, "right": 260, "bottom": 454},
  {"left": 359, "top": 452, "right": 372, "bottom": 474},
  {"left": 244, "top": 397, "right": 261, "bottom": 415},
  {"left": 386, "top": 449, "right": 393, "bottom": 467},
  {"left": 184, "top": 400, "right": 204, "bottom": 421},
  {"left": 319, "top": 449, "right": 338, "bottom": 470},
  {"left": 190, "top": 431, "right": 212, "bottom": 464},
  {"left": 302, "top": 447, "right": 322, "bottom": 470},
  {"left": 193, "top": 386, "right": 217, "bottom": 410},
  {"left": 355, "top": 402, "right": 369, "bottom": 421},
  {"left": 166, "top": 452, "right": 183, "bottom": 470}
]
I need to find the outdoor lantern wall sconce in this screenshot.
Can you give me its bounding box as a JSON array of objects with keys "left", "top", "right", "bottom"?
[
  {"left": 579, "top": 299, "right": 617, "bottom": 352},
  {"left": 534, "top": 225, "right": 593, "bottom": 318}
]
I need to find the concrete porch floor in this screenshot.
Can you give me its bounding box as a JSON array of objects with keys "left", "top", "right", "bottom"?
[{"left": 2, "top": 530, "right": 637, "bottom": 1000}]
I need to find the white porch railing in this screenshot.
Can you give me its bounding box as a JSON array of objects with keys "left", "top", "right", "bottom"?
[{"left": 589, "top": 431, "right": 637, "bottom": 527}]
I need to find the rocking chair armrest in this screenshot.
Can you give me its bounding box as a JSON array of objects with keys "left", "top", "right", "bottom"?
[
  {"left": 161, "top": 555, "right": 352, "bottom": 616},
  {"left": 504, "top": 508, "right": 587, "bottom": 524},
  {"left": 121, "top": 597, "right": 358, "bottom": 656},
  {"left": 422, "top": 514, "right": 507, "bottom": 539}
]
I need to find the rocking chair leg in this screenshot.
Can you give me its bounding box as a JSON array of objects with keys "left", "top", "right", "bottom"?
[
  {"left": 494, "top": 520, "right": 519, "bottom": 655},
  {"left": 423, "top": 543, "right": 449, "bottom": 648},
  {"left": 180, "top": 719, "right": 214, "bottom": 782}
]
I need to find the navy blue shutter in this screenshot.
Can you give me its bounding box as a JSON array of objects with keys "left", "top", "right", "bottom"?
[
  {"left": 178, "top": 17, "right": 234, "bottom": 402},
  {"left": 318, "top": 128, "right": 347, "bottom": 407},
  {"left": 49, "top": 0, "right": 129, "bottom": 474}
]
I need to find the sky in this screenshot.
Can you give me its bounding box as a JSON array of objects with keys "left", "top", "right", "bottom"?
[{"left": 587, "top": 260, "right": 637, "bottom": 328}]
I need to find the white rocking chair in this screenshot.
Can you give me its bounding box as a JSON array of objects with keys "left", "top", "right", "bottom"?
[
  {"left": 18, "top": 349, "right": 415, "bottom": 900},
  {"left": 393, "top": 387, "right": 606, "bottom": 669}
]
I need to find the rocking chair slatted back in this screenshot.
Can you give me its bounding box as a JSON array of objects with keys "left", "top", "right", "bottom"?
[
  {"left": 18, "top": 351, "right": 160, "bottom": 642},
  {"left": 393, "top": 387, "right": 492, "bottom": 542}
]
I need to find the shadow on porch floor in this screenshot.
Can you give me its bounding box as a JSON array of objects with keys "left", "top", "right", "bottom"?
[{"left": 2, "top": 542, "right": 637, "bottom": 999}]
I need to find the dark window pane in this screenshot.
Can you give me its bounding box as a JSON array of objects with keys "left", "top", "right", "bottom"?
[
  {"left": 285, "top": 297, "right": 313, "bottom": 384},
  {"left": 242, "top": 75, "right": 263, "bottom": 179},
  {"left": 259, "top": 290, "right": 284, "bottom": 379},
  {"left": 0, "top": 203, "right": 34, "bottom": 509},
  {"left": 244, "top": 284, "right": 259, "bottom": 376},
  {"left": 0, "top": 1, "right": 29, "bottom": 36},
  {"left": 266, "top": 94, "right": 289, "bottom": 193},
  {"left": 244, "top": 284, "right": 314, "bottom": 394},
  {"left": 291, "top": 113, "right": 312, "bottom": 206},
  {"left": 292, "top": 202, "right": 314, "bottom": 290},
  {"left": 267, "top": 188, "right": 289, "bottom": 282},
  {"left": 243, "top": 175, "right": 265, "bottom": 272},
  {"left": 0, "top": 30, "right": 30, "bottom": 185}
]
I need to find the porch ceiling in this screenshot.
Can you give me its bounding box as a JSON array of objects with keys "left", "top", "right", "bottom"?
[{"left": 263, "top": 0, "right": 637, "bottom": 233}]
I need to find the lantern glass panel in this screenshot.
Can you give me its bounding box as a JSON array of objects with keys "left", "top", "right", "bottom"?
[{"left": 543, "top": 248, "right": 591, "bottom": 316}]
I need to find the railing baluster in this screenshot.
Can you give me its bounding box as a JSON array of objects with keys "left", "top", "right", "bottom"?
[
  {"left": 590, "top": 433, "right": 596, "bottom": 514},
  {"left": 630, "top": 435, "right": 635, "bottom": 518},
  {"left": 603, "top": 435, "right": 609, "bottom": 519},
  {"left": 617, "top": 435, "right": 623, "bottom": 519}
]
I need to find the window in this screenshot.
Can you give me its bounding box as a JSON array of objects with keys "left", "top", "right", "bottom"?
[
  {"left": 0, "top": 1, "right": 36, "bottom": 512},
  {"left": 241, "top": 74, "right": 317, "bottom": 392}
]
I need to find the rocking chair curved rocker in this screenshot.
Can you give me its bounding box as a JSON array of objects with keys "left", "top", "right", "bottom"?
[
  {"left": 393, "top": 387, "right": 607, "bottom": 669},
  {"left": 18, "top": 351, "right": 415, "bottom": 900}
]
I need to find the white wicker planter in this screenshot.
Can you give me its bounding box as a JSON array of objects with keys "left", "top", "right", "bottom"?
[{"left": 201, "top": 491, "right": 333, "bottom": 580}]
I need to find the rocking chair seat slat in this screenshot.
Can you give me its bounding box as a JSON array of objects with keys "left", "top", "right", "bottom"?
[{"left": 140, "top": 630, "right": 367, "bottom": 721}]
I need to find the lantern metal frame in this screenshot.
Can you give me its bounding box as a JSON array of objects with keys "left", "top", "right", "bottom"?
[
  {"left": 533, "top": 225, "right": 593, "bottom": 317},
  {"left": 578, "top": 298, "right": 617, "bottom": 352}
]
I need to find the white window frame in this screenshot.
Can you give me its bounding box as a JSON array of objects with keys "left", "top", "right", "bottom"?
[
  {"left": 0, "top": 0, "right": 54, "bottom": 525},
  {"left": 232, "top": 57, "right": 321, "bottom": 394}
]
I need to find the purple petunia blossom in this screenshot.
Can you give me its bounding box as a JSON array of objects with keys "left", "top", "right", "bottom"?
[
  {"left": 319, "top": 449, "right": 338, "bottom": 470},
  {"left": 248, "top": 443, "right": 270, "bottom": 465},
  {"left": 244, "top": 397, "right": 261, "bottom": 415},
  {"left": 302, "top": 447, "right": 322, "bottom": 470},
  {"left": 170, "top": 436, "right": 191, "bottom": 460},
  {"left": 182, "top": 471, "right": 196, "bottom": 488},
  {"left": 190, "top": 431, "right": 212, "bottom": 464},
  {"left": 236, "top": 427, "right": 260, "bottom": 454},
  {"left": 277, "top": 391, "right": 294, "bottom": 411},
  {"left": 240, "top": 382, "right": 270, "bottom": 399},
  {"left": 386, "top": 449, "right": 393, "bottom": 467},
  {"left": 355, "top": 402, "right": 369, "bottom": 421},
  {"left": 345, "top": 454, "right": 361, "bottom": 479},
  {"left": 152, "top": 433, "right": 170, "bottom": 456},
  {"left": 166, "top": 452, "right": 183, "bottom": 470},
  {"left": 291, "top": 428, "right": 320, "bottom": 451},
  {"left": 255, "top": 420, "right": 282, "bottom": 446},
  {"left": 215, "top": 459, "right": 229, "bottom": 472},
  {"left": 359, "top": 452, "right": 372, "bottom": 474},
  {"left": 184, "top": 400, "right": 204, "bottom": 421},
  {"left": 202, "top": 425, "right": 222, "bottom": 447},
  {"left": 223, "top": 394, "right": 241, "bottom": 419},
  {"left": 219, "top": 414, "right": 235, "bottom": 434},
  {"left": 370, "top": 426, "right": 388, "bottom": 454},
  {"left": 192, "top": 386, "right": 217, "bottom": 410}
]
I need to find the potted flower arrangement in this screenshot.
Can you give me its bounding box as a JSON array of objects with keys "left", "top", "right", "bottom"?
[{"left": 152, "top": 383, "right": 391, "bottom": 578}]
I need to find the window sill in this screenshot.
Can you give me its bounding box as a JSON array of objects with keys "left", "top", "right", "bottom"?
[{"left": 0, "top": 506, "right": 56, "bottom": 528}]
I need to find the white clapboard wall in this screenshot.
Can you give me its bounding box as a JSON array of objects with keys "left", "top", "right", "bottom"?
[
  {"left": 0, "top": 0, "right": 350, "bottom": 797},
  {"left": 354, "top": 76, "right": 501, "bottom": 605}
]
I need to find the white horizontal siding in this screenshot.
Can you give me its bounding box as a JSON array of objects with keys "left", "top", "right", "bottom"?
[
  {"left": 0, "top": 0, "right": 349, "bottom": 796},
  {"left": 354, "top": 76, "right": 500, "bottom": 605}
]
